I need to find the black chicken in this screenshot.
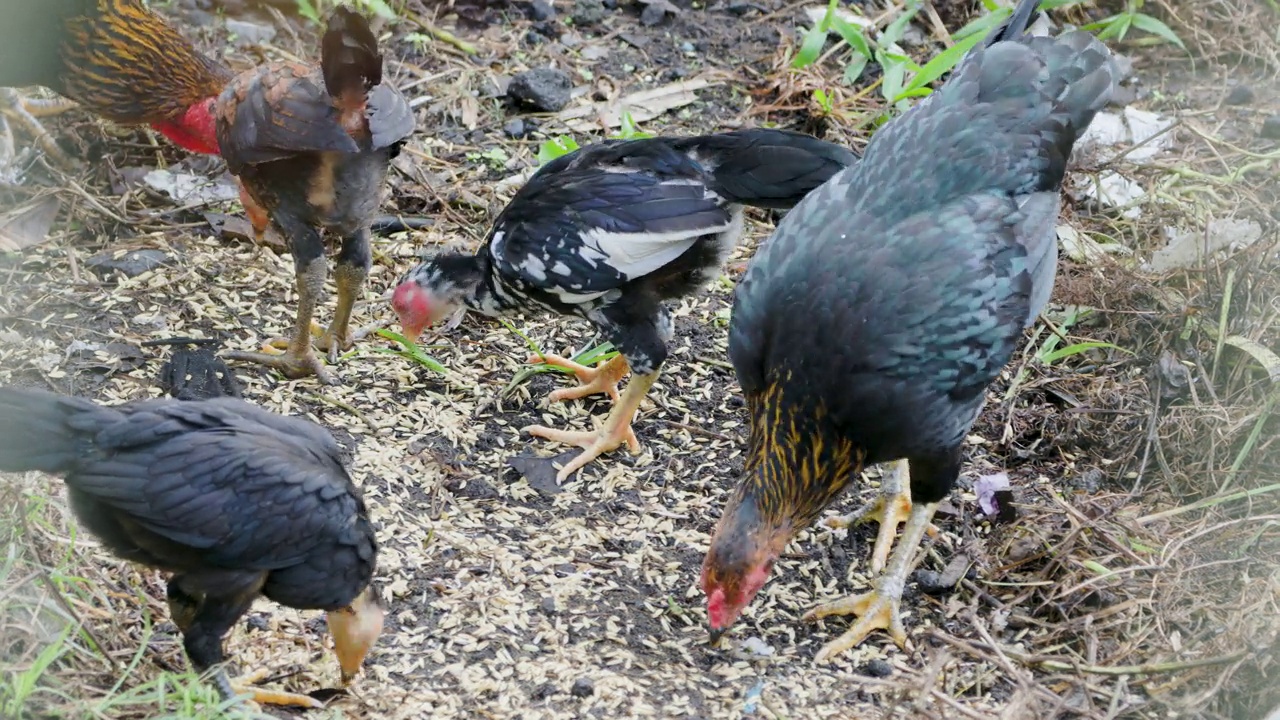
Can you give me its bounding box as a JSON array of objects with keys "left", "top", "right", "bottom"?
[
  {"left": 392, "top": 129, "right": 857, "bottom": 481},
  {"left": 700, "top": 0, "right": 1117, "bottom": 661},
  {"left": 216, "top": 7, "right": 414, "bottom": 384},
  {"left": 0, "top": 387, "right": 382, "bottom": 707}
]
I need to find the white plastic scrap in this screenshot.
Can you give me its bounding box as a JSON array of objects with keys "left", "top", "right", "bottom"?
[
  {"left": 1075, "top": 108, "right": 1174, "bottom": 164},
  {"left": 975, "top": 472, "right": 1011, "bottom": 518},
  {"left": 1147, "top": 218, "right": 1265, "bottom": 273},
  {"left": 741, "top": 636, "right": 776, "bottom": 657},
  {"left": 1080, "top": 171, "right": 1147, "bottom": 219}
]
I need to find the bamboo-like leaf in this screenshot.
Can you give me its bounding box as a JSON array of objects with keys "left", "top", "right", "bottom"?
[{"left": 1129, "top": 12, "right": 1186, "bottom": 49}]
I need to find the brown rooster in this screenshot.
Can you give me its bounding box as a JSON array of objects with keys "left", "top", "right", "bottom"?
[
  {"left": 0, "top": 0, "right": 231, "bottom": 166},
  {"left": 216, "top": 6, "right": 414, "bottom": 384}
]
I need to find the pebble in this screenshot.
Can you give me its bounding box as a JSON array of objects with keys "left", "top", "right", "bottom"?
[
  {"left": 87, "top": 249, "right": 170, "bottom": 278},
  {"left": 539, "top": 595, "right": 558, "bottom": 614},
  {"left": 503, "top": 118, "right": 527, "bottom": 138},
  {"left": 571, "top": 0, "right": 608, "bottom": 25},
  {"left": 1261, "top": 115, "right": 1280, "bottom": 140},
  {"left": 507, "top": 68, "right": 573, "bottom": 112},
  {"left": 528, "top": 0, "right": 556, "bottom": 21},
  {"left": 1225, "top": 85, "right": 1255, "bottom": 105},
  {"left": 225, "top": 19, "right": 276, "bottom": 47},
  {"left": 861, "top": 659, "right": 893, "bottom": 678},
  {"left": 640, "top": 4, "right": 667, "bottom": 25},
  {"left": 570, "top": 677, "right": 595, "bottom": 697}
]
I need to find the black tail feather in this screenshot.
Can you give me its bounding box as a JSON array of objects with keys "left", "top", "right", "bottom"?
[
  {"left": 0, "top": 388, "right": 102, "bottom": 475},
  {"left": 321, "top": 6, "right": 382, "bottom": 100},
  {"left": 983, "top": 0, "right": 1040, "bottom": 48},
  {"left": 676, "top": 129, "right": 859, "bottom": 210}
]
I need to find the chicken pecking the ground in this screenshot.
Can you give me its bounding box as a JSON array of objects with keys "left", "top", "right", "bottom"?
[
  {"left": 0, "top": 0, "right": 231, "bottom": 167},
  {"left": 216, "top": 7, "right": 414, "bottom": 384},
  {"left": 392, "top": 129, "right": 857, "bottom": 482},
  {"left": 700, "top": 0, "right": 1118, "bottom": 662},
  {"left": 0, "top": 386, "right": 382, "bottom": 708}
]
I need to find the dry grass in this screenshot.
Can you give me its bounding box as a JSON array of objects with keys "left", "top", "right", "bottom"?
[{"left": 1, "top": 0, "right": 1279, "bottom": 718}]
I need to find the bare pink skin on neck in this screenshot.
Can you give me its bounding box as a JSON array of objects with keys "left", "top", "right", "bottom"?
[{"left": 149, "top": 99, "right": 220, "bottom": 156}]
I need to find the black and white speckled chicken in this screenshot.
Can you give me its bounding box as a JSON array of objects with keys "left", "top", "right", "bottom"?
[
  {"left": 391, "top": 129, "right": 857, "bottom": 481},
  {"left": 700, "top": 0, "right": 1118, "bottom": 662},
  {"left": 0, "top": 386, "right": 381, "bottom": 708}
]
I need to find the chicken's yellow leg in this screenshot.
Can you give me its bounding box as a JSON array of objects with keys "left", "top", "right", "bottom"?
[
  {"left": 823, "top": 460, "right": 938, "bottom": 574},
  {"left": 216, "top": 668, "right": 324, "bottom": 710},
  {"left": 226, "top": 259, "right": 336, "bottom": 384},
  {"left": 523, "top": 370, "right": 654, "bottom": 482},
  {"left": 529, "top": 353, "right": 629, "bottom": 404},
  {"left": 318, "top": 261, "right": 367, "bottom": 363},
  {"left": 804, "top": 500, "right": 940, "bottom": 662}
]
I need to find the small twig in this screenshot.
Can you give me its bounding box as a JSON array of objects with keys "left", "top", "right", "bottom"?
[
  {"left": 1137, "top": 482, "right": 1280, "bottom": 525},
  {"left": 303, "top": 391, "right": 378, "bottom": 433},
  {"left": 660, "top": 419, "right": 734, "bottom": 443}
]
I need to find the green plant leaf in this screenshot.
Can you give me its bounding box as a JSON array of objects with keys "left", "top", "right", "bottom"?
[
  {"left": 372, "top": 329, "right": 449, "bottom": 373},
  {"left": 792, "top": 11, "right": 833, "bottom": 68},
  {"left": 538, "top": 136, "right": 580, "bottom": 164},
  {"left": 1129, "top": 12, "right": 1186, "bottom": 49},
  {"left": 830, "top": 15, "right": 872, "bottom": 58},
  {"left": 843, "top": 54, "right": 870, "bottom": 85},
  {"left": 1040, "top": 341, "right": 1131, "bottom": 364},
  {"left": 896, "top": 27, "right": 989, "bottom": 99}
]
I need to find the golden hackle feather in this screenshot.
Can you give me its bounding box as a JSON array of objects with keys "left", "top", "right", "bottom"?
[
  {"left": 725, "top": 373, "right": 867, "bottom": 537},
  {"left": 59, "top": 0, "right": 231, "bottom": 123}
]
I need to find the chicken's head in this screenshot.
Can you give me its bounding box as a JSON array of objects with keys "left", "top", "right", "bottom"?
[
  {"left": 700, "top": 505, "right": 790, "bottom": 643},
  {"left": 391, "top": 254, "right": 485, "bottom": 343},
  {"left": 326, "top": 587, "right": 384, "bottom": 684}
]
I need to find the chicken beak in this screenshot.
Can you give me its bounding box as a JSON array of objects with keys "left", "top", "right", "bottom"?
[
  {"left": 708, "top": 626, "right": 726, "bottom": 645},
  {"left": 401, "top": 325, "right": 422, "bottom": 345},
  {"left": 327, "top": 589, "right": 384, "bottom": 685}
]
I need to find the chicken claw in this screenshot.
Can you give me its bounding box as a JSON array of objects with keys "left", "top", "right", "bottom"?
[
  {"left": 220, "top": 669, "right": 324, "bottom": 710},
  {"left": 523, "top": 370, "right": 656, "bottom": 482},
  {"left": 529, "top": 353, "right": 629, "bottom": 404},
  {"left": 804, "top": 499, "right": 940, "bottom": 662},
  {"left": 225, "top": 346, "right": 336, "bottom": 385},
  {"left": 804, "top": 586, "right": 907, "bottom": 662},
  {"left": 823, "top": 460, "right": 938, "bottom": 574}
]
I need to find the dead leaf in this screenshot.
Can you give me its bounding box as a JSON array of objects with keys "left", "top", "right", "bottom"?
[
  {"left": 204, "top": 212, "right": 288, "bottom": 254},
  {"left": 0, "top": 195, "right": 61, "bottom": 252},
  {"left": 559, "top": 78, "right": 718, "bottom": 132}
]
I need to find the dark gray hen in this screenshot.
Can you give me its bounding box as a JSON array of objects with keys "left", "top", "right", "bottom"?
[
  {"left": 700, "top": 0, "right": 1117, "bottom": 662},
  {"left": 0, "top": 387, "right": 382, "bottom": 708},
  {"left": 392, "top": 128, "right": 855, "bottom": 482}
]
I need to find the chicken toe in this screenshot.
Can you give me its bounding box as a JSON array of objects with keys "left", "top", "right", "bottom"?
[
  {"left": 804, "top": 500, "right": 940, "bottom": 661},
  {"left": 218, "top": 669, "right": 324, "bottom": 710},
  {"left": 0, "top": 89, "right": 78, "bottom": 169},
  {"left": 523, "top": 370, "right": 655, "bottom": 481},
  {"left": 225, "top": 346, "right": 335, "bottom": 385},
  {"left": 823, "top": 459, "right": 937, "bottom": 574},
  {"left": 530, "top": 353, "right": 629, "bottom": 404}
]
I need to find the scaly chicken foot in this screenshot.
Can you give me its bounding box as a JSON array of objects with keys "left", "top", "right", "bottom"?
[
  {"left": 226, "top": 260, "right": 336, "bottom": 384},
  {"left": 316, "top": 261, "right": 368, "bottom": 363},
  {"left": 804, "top": 500, "right": 941, "bottom": 662},
  {"left": 528, "top": 353, "right": 629, "bottom": 404},
  {"left": 213, "top": 668, "right": 324, "bottom": 710},
  {"left": 524, "top": 370, "right": 656, "bottom": 482},
  {"left": 0, "top": 89, "right": 78, "bottom": 169},
  {"left": 823, "top": 459, "right": 939, "bottom": 574}
]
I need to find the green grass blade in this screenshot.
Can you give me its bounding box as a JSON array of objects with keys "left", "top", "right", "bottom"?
[
  {"left": 792, "top": 0, "right": 838, "bottom": 68},
  {"left": 1040, "top": 341, "right": 1131, "bottom": 364},
  {"left": 1128, "top": 12, "right": 1186, "bottom": 49},
  {"left": 896, "top": 28, "right": 989, "bottom": 100}
]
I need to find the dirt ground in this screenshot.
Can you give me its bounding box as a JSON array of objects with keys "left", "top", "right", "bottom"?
[{"left": 1, "top": 0, "right": 1278, "bottom": 719}]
